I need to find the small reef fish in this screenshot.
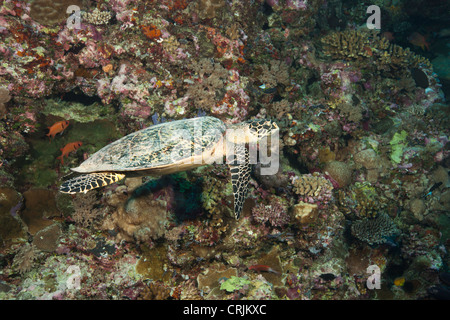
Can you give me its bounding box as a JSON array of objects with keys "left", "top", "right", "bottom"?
[
  {"left": 363, "top": 46, "right": 373, "bottom": 57},
  {"left": 57, "top": 141, "right": 83, "bottom": 164},
  {"left": 267, "top": 231, "right": 294, "bottom": 242},
  {"left": 408, "top": 32, "right": 430, "bottom": 51},
  {"left": 393, "top": 277, "right": 405, "bottom": 287},
  {"left": 248, "top": 265, "right": 280, "bottom": 275},
  {"left": 422, "top": 182, "right": 442, "bottom": 199},
  {"left": 381, "top": 31, "right": 395, "bottom": 42},
  {"left": 46, "top": 120, "right": 70, "bottom": 140}
]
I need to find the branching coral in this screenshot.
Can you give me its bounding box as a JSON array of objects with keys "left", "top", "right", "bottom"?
[
  {"left": 257, "top": 60, "right": 290, "bottom": 88},
  {"left": 351, "top": 213, "right": 398, "bottom": 246},
  {"left": 83, "top": 8, "right": 112, "bottom": 25},
  {"left": 71, "top": 193, "right": 103, "bottom": 228},
  {"left": 186, "top": 58, "right": 229, "bottom": 111},
  {"left": 321, "top": 29, "right": 432, "bottom": 75},
  {"left": 13, "top": 243, "right": 39, "bottom": 274}
]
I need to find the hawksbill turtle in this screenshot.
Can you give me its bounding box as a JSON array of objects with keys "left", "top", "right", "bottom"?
[{"left": 59, "top": 116, "right": 279, "bottom": 219}]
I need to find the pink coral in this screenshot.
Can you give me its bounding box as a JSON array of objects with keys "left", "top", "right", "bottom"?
[
  {"left": 286, "top": 0, "right": 307, "bottom": 10},
  {"left": 252, "top": 199, "right": 290, "bottom": 227}
]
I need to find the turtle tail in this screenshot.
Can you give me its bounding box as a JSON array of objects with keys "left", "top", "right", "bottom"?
[{"left": 59, "top": 172, "right": 126, "bottom": 194}]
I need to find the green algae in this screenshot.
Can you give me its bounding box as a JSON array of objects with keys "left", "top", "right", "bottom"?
[
  {"left": 389, "top": 130, "right": 408, "bottom": 164},
  {"left": 220, "top": 276, "right": 251, "bottom": 292}
]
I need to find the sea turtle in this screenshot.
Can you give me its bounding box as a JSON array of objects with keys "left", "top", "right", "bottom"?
[{"left": 59, "top": 116, "right": 279, "bottom": 219}]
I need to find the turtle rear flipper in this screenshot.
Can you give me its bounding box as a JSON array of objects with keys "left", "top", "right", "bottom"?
[
  {"left": 60, "top": 172, "right": 126, "bottom": 194},
  {"left": 228, "top": 144, "right": 250, "bottom": 220}
]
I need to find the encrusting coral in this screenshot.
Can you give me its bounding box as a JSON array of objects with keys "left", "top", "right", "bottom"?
[
  {"left": 29, "top": 0, "right": 84, "bottom": 26},
  {"left": 32, "top": 223, "right": 61, "bottom": 252},
  {"left": 193, "top": 0, "right": 226, "bottom": 20},
  {"left": 292, "top": 173, "right": 334, "bottom": 204},
  {"left": 292, "top": 201, "right": 319, "bottom": 225}
]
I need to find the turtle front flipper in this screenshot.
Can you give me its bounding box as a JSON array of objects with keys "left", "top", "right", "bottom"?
[
  {"left": 228, "top": 144, "right": 250, "bottom": 220},
  {"left": 60, "top": 172, "right": 126, "bottom": 194}
]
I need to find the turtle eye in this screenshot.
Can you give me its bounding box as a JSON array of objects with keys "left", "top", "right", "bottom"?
[{"left": 259, "top": 120, "right": 278, "bottom": 136}]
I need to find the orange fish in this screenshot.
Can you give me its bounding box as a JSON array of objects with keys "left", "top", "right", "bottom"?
[
  {"left": 381, "top": 31, "right": 395, "bottom": 42},
  {"left": 394, "top": 277, "right": 405, "bottom": 287},
  {"left": 408, "top": 32, "right": 430, "bottom": 51},
  {"left": 363, "top": 46, "right": 373, "bottom": 57},
  {"left": 57, "top": 141, "right": 82, "bottom": 164},
  {"left": 248, "top": 265, "right": 280, "bottom": 274},
  {"left": 46, "top": 120, "right": 70, "bottom": 140}
]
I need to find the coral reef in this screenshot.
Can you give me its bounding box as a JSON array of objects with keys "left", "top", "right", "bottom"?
[{"left": 0, "top": 0, "right": 448, "bottom": 303}]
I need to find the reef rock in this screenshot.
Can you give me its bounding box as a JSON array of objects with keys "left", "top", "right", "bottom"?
[{"left": 292, "top": 201, "right": 318, "bottom": 225}]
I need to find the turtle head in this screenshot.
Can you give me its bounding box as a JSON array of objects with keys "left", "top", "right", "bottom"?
[
  {"left": 246, "top": 119, "right": 279, "bottom": 142},
  {"left": 226, "top": 119, "right": 278, "bottom": 144}
]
